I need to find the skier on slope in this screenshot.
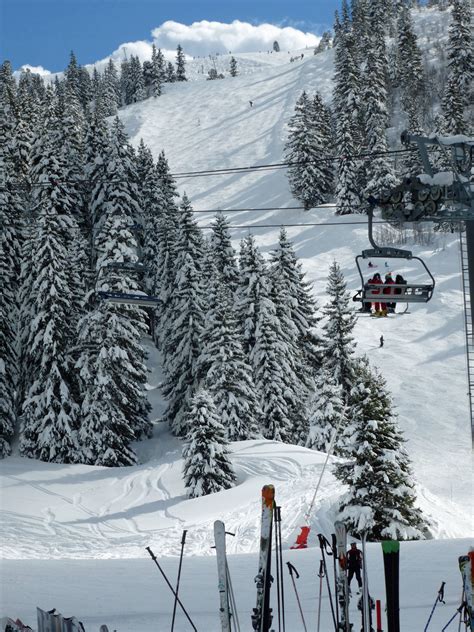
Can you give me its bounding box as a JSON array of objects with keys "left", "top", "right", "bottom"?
[{"left": 346, "top": 542, "right": 363, "bottom": 594}]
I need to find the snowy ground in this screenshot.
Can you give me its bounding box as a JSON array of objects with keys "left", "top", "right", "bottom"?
[{"left": 1, "top": 6, "right": 472, "bottom": 630}]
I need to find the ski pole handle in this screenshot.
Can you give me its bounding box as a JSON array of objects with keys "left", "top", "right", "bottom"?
[
  {"left": 287, "top": 562, "right": 300, "bottom": 579},
  {"left": 438, "top": 581, "right": 446, "bottom": 603},
  {"left": 181, "top": 530, "right": 188, "bottom": 545}
]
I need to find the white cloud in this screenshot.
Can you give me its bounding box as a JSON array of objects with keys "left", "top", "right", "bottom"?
[
  {"left": 14, "top": 64, "right": 53, "bottom": 78},
  {"left": 151, "top": 20, "right": 319, "bottom": 56}
]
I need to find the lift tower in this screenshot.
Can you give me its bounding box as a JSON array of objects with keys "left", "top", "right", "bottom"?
[{"left": 376, "top": 131, "right": 474, "bottom": 443}]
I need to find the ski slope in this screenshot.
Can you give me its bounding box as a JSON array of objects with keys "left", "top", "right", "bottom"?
[{"left": 0, "top": 6, "right": 472, "bottom": 629}]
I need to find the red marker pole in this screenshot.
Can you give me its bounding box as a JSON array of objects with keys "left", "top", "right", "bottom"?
[{"left": 376, "top": 600, "right": 383, "bottom": 632}]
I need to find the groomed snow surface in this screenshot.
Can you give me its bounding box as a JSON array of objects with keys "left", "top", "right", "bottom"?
[{"left": 1, "top": 7, "right": 473, "bottom": 630}]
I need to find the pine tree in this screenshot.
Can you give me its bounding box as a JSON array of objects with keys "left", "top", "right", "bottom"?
[
  {"left": 166, "top": 62, "right": 176, "bottom": 83},
  {"left": 269, "top": 228, "right": 322, "bottom": 382},
  {"left": 92, "top": 118, "right": 152, "bottom": 442},
  {"left": 209, "top": 213, "right": 239, "bottom": 296},
  {"left": 235, "top": 234, "right": 266, "bottom": 358},
  {"left": 197, "top": 272, "right": 261, "bottom": 441},
  {"left": 182, "top": 389, "right": 236, "bottom": 498},
  {"left": 322, "top": 261, "right": 357, "bottom": 404},
  {"left": 229, "top": 57, "right": 238, "bottom": 77},
  {"left": 76, "top": 299, "right": 138, "bottom": 466},
  {"left": 306, "top": 367, "right": 346, "bottom": 454},
  {"left": 101, "top": 59, "right": 120, "bottom": 117},
  {"left": 161, "top": 195, "right": 204, "bottom": 435},
  {"left": 440, "top": 0, "right": 473, "bottom": 134},
  {"left": 335, "top": 358, "right": 427, "bottom": 540},
  {"left": 150, "top": 44, "right": 162, "bottom": 97},
  {"left": 285, "top": 91, "right": 333, "bottom": 210},
  {"left": 18, "top": 94, "right": 82, "bottom": 463},
  {"left": 333, "top": 28, "right": 363, "bottom": 215},
  {"left": 250, "top": 287, "right": 301, "bottom": 443},
  {"left": 396, "top": 5, "right": 425, "bottom": 126},
  {"left": 19, "top": 184, "right": 81, "bottom": 463},
  {"left": 0, "top": 104, "right": 20, "bottom": 457},
  {"left": 176, "top": 45, "right": 187, "bottom": 81},
  {"left": 362, "top": 42, "right": 397, "bottom": 201}
]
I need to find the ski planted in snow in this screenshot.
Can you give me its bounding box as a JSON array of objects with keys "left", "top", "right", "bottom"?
[
  {"left": 251, "top": 484, "right": 275, "bottom": 632},
  {"left": 382, "top": 540, "right": 400, "bottom": 632},
  {"left": 335, "top": 521, "right": 351, "bottom": 632},
  {"left": 214, "top": 520, "right": 232, "bottom": 632},
  {"left": 459, "top": 552, "right": 474, "bottom": 631}
]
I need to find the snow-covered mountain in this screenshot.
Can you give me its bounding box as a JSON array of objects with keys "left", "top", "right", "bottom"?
[{"left": 0, "top": 5, "right": 472, "bottom": 631}]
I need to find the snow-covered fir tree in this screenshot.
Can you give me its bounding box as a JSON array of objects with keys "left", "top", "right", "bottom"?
[
  {"left": 90, "top": 118, "right": 151, "bottom": 442},
  {"left": 182, "top": 389, "right": 236, "bottom": 498},
  {"left": 19, "top": 173, "right": 81, "bottom": 462},
  {"left": 250, "top": 283, "right": 303, "bottom": 443},
  {"left": 235, "top": 234, "right": 266, "bottom": 358},
  {"left": 101, "top": 59, "right": 121, "bottom": 117},
  {"left": 269, "top": 228, "right": 322, "bottom": 383},
  {"left": 0, "top": 104, "right": 21, "bottom": 457},
  {"left": 161, "top": 195, "right": 205, "bottom": 436},
  {"left": 333, "top": 27, "right": 363, "bottom": 215},
  {"left": 154, "top": 151, "right": 181, "bottom": 344},
  {"left": 229, "top": 57, "right": 238, "bottom": 77},
  {"left": 176, "top": 45, "right": 187, "bottom": 81},
  {"left": 166, "top": 61, "right": 176, "bottom": 83},
  {"left": 335, "top": 357, "right": 427, "bottom": 540},
  {"left": 306, "top": 367, "right": 346, "bottom": 454},
  {"left": 362, "top": 35, "right": 397, "bottom": 201},
  {"left": 197, "top": 270, "right": 261, "bottom": 441},
  {"left": 285, "top": 91, "right": 333, "bottom": 210},
  {"left": 440, "top": 0, "right": 472, "bottom": 134},
  {"left": 396, "top": 4, "right": 425, "bottom": 127},
  {"left": 209, "top": 213, "right": 239, "bottom": 296},
  {"left": 322, "top": 261, "right": 357, "bottom": 404},
  {"left": 149, "top": 44, "right": 162, "bottom": 97}
]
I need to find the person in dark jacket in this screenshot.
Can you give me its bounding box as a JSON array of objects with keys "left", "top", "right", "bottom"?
[
  {"left": 346, "top": 542, "right": 363, "bottom": 593},
  {"left": 383, "top": 272, "right": 395, "bottom": 314}
]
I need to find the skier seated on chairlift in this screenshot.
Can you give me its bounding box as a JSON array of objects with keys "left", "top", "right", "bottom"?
[
  {"left": 382, "top": 272, "right": 395, "bottom": 315},
  {"left": 367, "top": 272, "right": 382, "bottom": 316},
  {"left": 346, "top": 542, "right": 363, "bottom": 594}
]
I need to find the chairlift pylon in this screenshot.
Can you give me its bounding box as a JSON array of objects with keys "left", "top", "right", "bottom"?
[{"left": 355, "top": 205, "right": 435, "bottom": 305}]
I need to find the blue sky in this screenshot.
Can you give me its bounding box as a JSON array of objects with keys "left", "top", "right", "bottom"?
[{"left": 1, "top": 0, "right": 339, "bottom": 72}]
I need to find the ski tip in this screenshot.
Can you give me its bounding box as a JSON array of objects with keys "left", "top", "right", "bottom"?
[
  {"left": 381, "top": 540, "right": 400, "bottom": 553},
  {"left": 262, "top": 484, "right": 275, "bottom": 506}
]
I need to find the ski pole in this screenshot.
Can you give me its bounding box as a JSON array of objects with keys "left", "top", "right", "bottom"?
[
  {"left": 286, "top": 562, "right": 308, "bottom": 632},
  {"left": 317, "top": 534, "right": 338, "bottom": 632},
  {"left": 423, "top": 581, "right": 446, "bottom": 632},
  {"left": 361, "top": 533, "right": 370, "bottom": 632},
  {"left": 274, "top": 506, "right": 286, "bottom": 632},
  {"left": 331, "top": 533, "right": 340, "bottom": 626},
  {"left": 441, "top": 602, "right": 467, "bottom": 632},
  {"left": 171, "top": 530, "right": 188, "bottom": 632},
  {"left": 145, "top": 546, "right": 197, "bottom": 631},
  {"left": 376, "top": 600, "right": 383, "bottom": 632},
  {"left": 316, "top": 559, "right": 324, "bottom": 632}
]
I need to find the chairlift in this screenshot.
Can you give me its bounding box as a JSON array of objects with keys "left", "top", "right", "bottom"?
[
  {"left": 98, "top": 291, "right": 159, "bottom": 307},
  {"left": 355, "top": 205, "right": 435, "bottom": 305}
]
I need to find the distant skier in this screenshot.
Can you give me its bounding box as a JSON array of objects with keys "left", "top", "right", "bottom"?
[
  {"left": 249, "top": 100, "right": 253, "bottom": 107},
  {"left": 380, "top": 335, "right": 384, "bottom": 348},
  {"left": 346, "top": 542, "right": 363, "bottom": 594}
]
